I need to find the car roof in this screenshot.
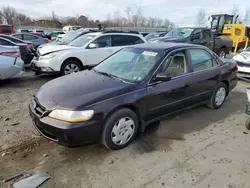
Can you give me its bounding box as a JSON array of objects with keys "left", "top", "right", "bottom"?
[
  {"left": 132, "top": 42, "right": 203, "bottom": 51},
  {"left": 174, "top": 27, "right": 210, "bottom": 30}
]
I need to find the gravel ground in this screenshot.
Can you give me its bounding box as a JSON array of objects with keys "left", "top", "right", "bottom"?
[{"left": 0, "top": 71, "right": 250, "bottom": 188}]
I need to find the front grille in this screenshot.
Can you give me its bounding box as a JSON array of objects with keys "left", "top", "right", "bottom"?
[
  {"left": 236, "top": 61, "right": 250, "bottom": 67},
  {"left": 32, "top": 99, "right": 46, "bottom": 117}
]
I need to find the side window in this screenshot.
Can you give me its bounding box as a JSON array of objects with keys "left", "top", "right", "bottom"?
[
  {"left": 92, "top": 36, "right": 111, "bottom": 48},
  {"left": 203, "top": 30, "right": 212, "bottom": 39},
  {"left": 161, "top": 51, "right": 188, "bottom": 77},
  {"left": 1, "top": 26, "right": 11, "bottom": 33},
  {"left": 23, "top": 34, "right": 37, "bottom": 40},
  {"left": 13, "top": 34, "right": 22, "bottom": 39},
  {"left": 191, "top": 29, "right": 203, "bottom": 40},
  {"left": 112, "top": 35, "right": 144, "bottom": 47},
  {"left": 0, "top": 39, "right": 13, "bottom": 46},
  {"left": 189, "top": 49, "right": 218, "bottom": 72}
]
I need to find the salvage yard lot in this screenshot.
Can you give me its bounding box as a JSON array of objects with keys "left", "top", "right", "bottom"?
[{"left": 0, "top": 71, "right": 250, "bottom": 188}]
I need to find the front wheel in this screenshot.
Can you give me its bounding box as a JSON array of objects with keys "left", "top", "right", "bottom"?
[
  {"left": 207, "top": 82, "right": 227, "bottom": 109},
  {"left": 61, "top": 60, "right": 83, "bottom": 76},
  {"left": 219, "top": 48, "right": 226, "bottom": 58},
  {"left": 102, "top": 108, "right": 139, "bottom": 150},
  {"left": 246, "top": 117, "right": 250, "bottom": 130}
]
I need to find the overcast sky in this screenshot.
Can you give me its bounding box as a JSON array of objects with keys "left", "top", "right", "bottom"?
[{"left": 1, "top": 0, "right": 250, "bottom": 26}]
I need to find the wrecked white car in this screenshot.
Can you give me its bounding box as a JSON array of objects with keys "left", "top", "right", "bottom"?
[{"left": 233, "top": 47, "right": 250, "bottom": 78}]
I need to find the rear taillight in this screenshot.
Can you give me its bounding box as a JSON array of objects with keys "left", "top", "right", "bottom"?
[
  {"left": 44, "top": 39, "right": 49, "bottom": 43},
  {"left": 0, "top": 51, "right": 20, "bottom": 57}
]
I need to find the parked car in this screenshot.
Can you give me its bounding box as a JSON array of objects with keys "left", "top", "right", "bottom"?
[
  {"left": 31, "top": 31, "right": 147, "bottom": 75},
  {"left": 29, "top": 43, "right": 238, "bottom": 150},
  {"left": 144, "top": 32, "right": 168, "bottom": 41},
  {"left": 140, "top": 32, "right": 150, "bottom": 37},
  {"left": 0, "top": 46, "right": 24, "bottom": 80},
  {"left": 63, "top": 26, "right": 82, "bottom": 33},
  {"left": 0, "top": 24, "right": 15, "bottom": 35},
  {"left": 16, "top": 29, "right": 30, "bottom": 33},
  {"left": 41, "top": 29, "right": 99, "bottom": 47},
  {"left": 149, "top": 27, "right": 233, "bottom": 58},
  {"left": 0, "top": 37, "right": 34, "bottom": 65},
  {"left": 233, "top": 47, "right": 250, "bottom": 78},
  {"left": 50, "top": 31, "right": 65, "bottom": 40},
  {"left": 11, "top": 33, "right": 48, "bottom": 49}
]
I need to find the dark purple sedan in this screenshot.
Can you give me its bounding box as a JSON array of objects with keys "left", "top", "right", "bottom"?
[{"left": 29, "top": 43, "right": 238, "bottom": 150}]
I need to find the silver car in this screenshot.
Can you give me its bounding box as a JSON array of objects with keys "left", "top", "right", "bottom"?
[{"left": 0, "top": 46, "right": 24, "bottom": 80}]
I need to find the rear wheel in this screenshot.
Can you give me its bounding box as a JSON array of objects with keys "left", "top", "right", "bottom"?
[
  {"left": 102, "top": 108, "right": 139, "bottom": 150},
  {"left": 61, "top": 59, "right": 83, "bottom": 76},
  {"left": 207, "top": 82, "right": 227, "bottom": 109}
]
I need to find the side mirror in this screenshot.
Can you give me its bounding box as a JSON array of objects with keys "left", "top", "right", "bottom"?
[
  {"left": 88, "top": 43, "right": 97, "bottom": 49},
  {"left": 154, "top": 72, "right": 172, "bottom": 82}
]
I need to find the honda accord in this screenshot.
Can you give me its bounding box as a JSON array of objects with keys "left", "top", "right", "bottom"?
[{"left": 29, "top": 43, "right": 238, "bottom": 150}]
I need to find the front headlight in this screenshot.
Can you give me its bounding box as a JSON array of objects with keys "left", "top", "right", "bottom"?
[
  {"left": 247, "top": 88, "right": 250, "bottom": 102},
  {"left": 48, "top": 110, "right": 94, "bottom": 122},
  {"left": 40, "top": 52, "right": 58, "bottom": 60}
]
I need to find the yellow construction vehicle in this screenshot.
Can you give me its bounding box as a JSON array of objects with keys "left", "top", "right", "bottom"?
[{"left": 210, "top": 14, "right": 250, "bottom": 53}]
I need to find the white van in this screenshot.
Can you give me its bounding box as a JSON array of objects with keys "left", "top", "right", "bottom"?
[{"left": 62, "top": 26, "right": 82, "bottom": 33}]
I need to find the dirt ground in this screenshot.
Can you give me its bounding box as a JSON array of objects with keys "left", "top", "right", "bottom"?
[{"left": 0, "top": 71, "right": 250, "bottom": 188}]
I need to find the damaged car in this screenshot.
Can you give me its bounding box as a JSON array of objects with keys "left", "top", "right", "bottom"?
[{"left": 233, "top": 47, "right": 250, "bottom": 78}]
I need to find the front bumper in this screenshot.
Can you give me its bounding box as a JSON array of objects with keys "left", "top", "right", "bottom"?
[
  {"left": 29, "top": 103, "right": 101, "bottom": 147},
  {"left": 31, "top": 57, "right": 58, "bottom": 73}
]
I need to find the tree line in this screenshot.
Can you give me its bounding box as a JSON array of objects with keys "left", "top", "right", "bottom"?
[
  {"left": 0, "top": 6, "right": 175, "bottom": 29},
  {"left": 195, "top": 5, "right": 250, "bottom": 26}
]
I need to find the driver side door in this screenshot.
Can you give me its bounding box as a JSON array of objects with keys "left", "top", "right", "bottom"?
[{"left": 145, "top": 50, "right": 193, "bottom": 122}]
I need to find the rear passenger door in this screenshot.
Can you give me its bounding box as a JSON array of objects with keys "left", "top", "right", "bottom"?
[
  {"left": 187, "top": 48, "right": 220, "bottom": 103},
  {"left": 111, "top": 35, "right": 144, "bottom": 51}
]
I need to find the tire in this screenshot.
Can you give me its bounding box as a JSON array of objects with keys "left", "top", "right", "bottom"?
[
  {"left": 60, "top": 59, "right": 83, "bottom": 76},
  {"left": 219, "top": 47, "right": 226, "bottom": 58},
  {"left": 102, "top": 108, "right": 139, "bottom": 150},
  {"left": 246, "top": 117, "right": 250, "bottom": 130},
  {"left": 207, "top": 82, "right": 227, "bottom": 109}
]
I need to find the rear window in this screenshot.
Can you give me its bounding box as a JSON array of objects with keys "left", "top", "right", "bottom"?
[
  {"left": 1, "top": 26, "right": 11, "bottom": 33},
  {"left": 112, "top": 35, "right": 144, "bottom": 47}
]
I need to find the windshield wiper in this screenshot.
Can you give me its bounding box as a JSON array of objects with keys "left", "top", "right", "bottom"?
[{"left": 94, "top": 70, "right": 128, "bottom": 83}]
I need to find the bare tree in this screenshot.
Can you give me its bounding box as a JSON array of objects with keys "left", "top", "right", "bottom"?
[
  {"left": 0, "top": 13, "right": 3, "bottom": 24},
  {"left": 243, "top": 8, "right": 250, "bottom": 24},
  {"left": 0, "top": 6, "right": 17, "bottom": 25},
  {"left": 195, "top": 8, "right": 207, "bottom": 26},
  {"left": 231, "top": 5, "right": 240, "bottom": 16},
  {"left": 16, "top": 13, "right": 31, "bottom": 23},
  {"left": 125, "top": 6, "right": 132, "bottom": 26}
]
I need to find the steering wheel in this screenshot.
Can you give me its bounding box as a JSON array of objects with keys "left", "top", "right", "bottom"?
[{"left": 125, "top": 68, "right": 150, "bottom": 80}]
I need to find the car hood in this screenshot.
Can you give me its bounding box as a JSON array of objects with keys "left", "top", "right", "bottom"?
[
  {"left": 37, "top": 44, "right": 75, "bottom": 55},
  {"left": 233, "top": 51, "right": 250, "bottom": 63},
  {"left": 35, "top": 70, "right": 135, "bottom": 110}
]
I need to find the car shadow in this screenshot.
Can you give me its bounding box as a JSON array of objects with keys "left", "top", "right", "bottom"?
[
  {"left": 133, "top": 90, "right": 247, "bottom": 153},
  {"left": 0, "top": 72, "right": 58, "bottom": 89}
]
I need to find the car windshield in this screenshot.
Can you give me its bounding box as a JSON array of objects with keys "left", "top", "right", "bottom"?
[
  {"left": 58, "top": 32, "right": 78, "bottom": 44},
  {"left": 165, "top": 28, "right": 194, "bottom": 38},
  {"left": 246, "top": 47, "right": 250, "bottom": 52},
  {"left": 68, "top": 34, "right": 96, "bottom": 47},
  {"left": 145, "top": 33, "right": 161, "bottom": 41},
  {"left": 93, "top": 47, "right": 165, "bottom": 83}
]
